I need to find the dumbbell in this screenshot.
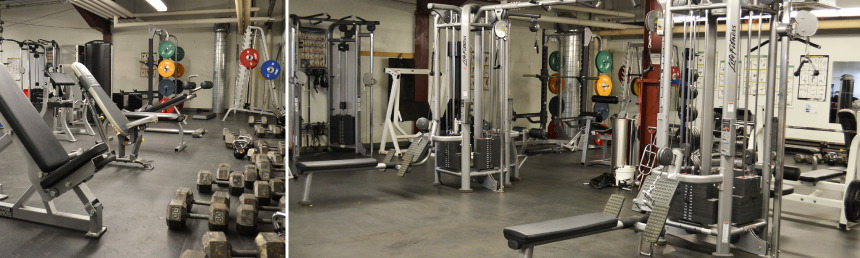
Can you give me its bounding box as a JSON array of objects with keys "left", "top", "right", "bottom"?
[
  {"left": 166, "top": 189, "right": 230, "bottom": 231},
  {"left": 269, "top": 178, "right": 285, "bottom": 201},
  {"left": 197, "top": 163, "right": 232, "bottom": 193},
  {"left": 254, "top": 124, "right": 267, "bottom": 138},
  {"left": 200, "top": 231, "right": 285, "bottom": 258},
  {"left": 269, "top": 125, "right": 283, "bottom": 137},
  {"left": 260, "top": 116, "right": 268, "bottom": 126},
  {"left": 236, "top": 194, "right": 284, "bottom": 235},
  {"left": 224, "top": 129, "right": 235, "bottom": 148},
  {"left": 277, "top": 141, "right": 286, "bottom": 156},
  {"left": 173, "top": 187, "right": 230, "bottom": 211},
  {"left": 198, "top": 169, "right": 245, "bottom": 196},
  {"left": 222, "top": 128, "right": 231, "bottom": 140},
  {"left": 248, "top": 116, "right": 256, "bottom": 127},
  {"left": 243, "top": 164, "right": 258, "bottom": 189},
  {"left": 267, "top": 151, "right": 284, "bottom": 168},
  {"left": 255, "top": 155, "right": 272, "bottom": 181}
]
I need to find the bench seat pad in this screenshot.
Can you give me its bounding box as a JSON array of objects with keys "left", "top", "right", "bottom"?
[
  {"left": 124, "top": 112, "right": 185, "bottom": 122},
  {"left": 799, "top": 169, "right": 845, "bottom": 183},
  {"left": 504, "top": 213, "right": 618, "bottom": 249},
  {"left": 295, "top": 158, "right": 379, "bottom": 175},
  {"left": 40, "top": 142, "right": 109, "bottom": 189}
]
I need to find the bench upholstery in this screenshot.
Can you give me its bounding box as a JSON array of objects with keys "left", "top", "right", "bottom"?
[
  {"left": 504, "top": 213, "right": 618, "bottom": 250},
  {"left": 799, "top": 169, "right": 845, "bottom": 183},
  {"left": 295, "top": 158, "right": 381, "bottom": 175},
  {"left": 125, "top": 112, "right": 185, "bottom": 123}
]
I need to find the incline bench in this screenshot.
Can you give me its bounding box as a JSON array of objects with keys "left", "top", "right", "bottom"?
[
  {"left": 0, "top": 64, "right": 114, "bottom": 238},
  {"left": 134, "top": 76, "right": 213, "bottom": 152},
  {"left": 294, "top": 158, "right": 400, "bottom": 205},
  {"left": 72, "top": 62, "right": 166, "bottom": 169}
]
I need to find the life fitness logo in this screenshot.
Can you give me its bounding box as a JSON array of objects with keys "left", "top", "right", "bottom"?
[
  {"left": 728, "top": 25, "right": 738, "bottom": 72},
  {"left": 462, "top": 35, "right": 468, "bottom": 70}
]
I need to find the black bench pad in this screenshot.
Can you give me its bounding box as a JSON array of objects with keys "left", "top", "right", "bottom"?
[
  {"left": 504, "top": 213, "right": 618, "bottom": 250},
  {"left": 124, "top": 112, "right": 185, "bottom": 122},
  {"left": 296, "top": 158, "right": 380, "bottom": 175},
  {"left": 40, "top": 142, "right": 109, "bottom": 189},
  {"left": 770, "top": 184, "right": 795, "bottom": 196},
  {"left": 142, "top": 94, "right": 189, "bottom": 113},
  {"left": 799, "top": 169, "right": 845, "bottom": 183}
]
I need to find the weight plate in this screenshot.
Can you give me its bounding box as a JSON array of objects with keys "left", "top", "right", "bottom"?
[
  {"left": 240, "top": 48, "right": 260, "bottom": 69},
  {"left": 175, "top": 79, "right": 184, "bottom": 95},
  {"left": 171, "top": 47, "right": 185, "bottom": 61},
  {"left": 845, "top": 180, "right": 860, "bottom": 223},
  {"left": 260, "top": 60, "right": 282, "bottom": 80},
  {"left": 631, "top": 77, "right": 642, "bottom": 96},
  {"left": 645, "top": 10, "right": 661, "bottom": 33},
  {"left": 158, "top": 78, "right": 176, "bottom": 96},
  {"left": 548, "top": 73, "right": 565, "bottom": 95},
  {"left": 595, "top": 51, "right": 612, "bottom": 73},
  {"left": 549, "top": 51, "right": 561, "bottom": 72},
  {"left": 670, "top": 66, "right": 680, "bottom": 86},
  {"left": 618, "top": 65, "right": 631, "bottom": 82},
  {"left": 175, "top": 63, "right": 185, "bottom": 78},
  {"left": 158, "top": 98, "right": 176, "bottom": 114},
  {"left": 594, "top": 74, "right": 613, "bottom": 96},
  {"left": 548, "top": 96, "right": 565, "bottom": 117},
  {"left": 158, "top": 60, "right": 176, "bottom": 77},
  {"left": 159, "top": 41, "right": 176, "bottom": 58},
  {"left": 594, "top": 102, "right": 610, "bottom": 123}
]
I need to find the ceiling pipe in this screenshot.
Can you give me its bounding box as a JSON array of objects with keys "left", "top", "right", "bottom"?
[
  {"left": 510, "top": 15, "right": 641, "bottom": 30},
  {"left": 133, "top": 8, "right": 260, "bottom": 18},
  {"left": 550, "top": 5, "right": 636, "bottom": 18},
  {"left": 113, "top": 16, "right": 277, "bottom": 28}
]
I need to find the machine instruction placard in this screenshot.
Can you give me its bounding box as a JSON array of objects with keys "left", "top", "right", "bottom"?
[
  {"left": 715, "top": 55, "right": 794, "bottom": 108},
  {"left": 797, "top": 55, "right": 829, "bottom": 102}
]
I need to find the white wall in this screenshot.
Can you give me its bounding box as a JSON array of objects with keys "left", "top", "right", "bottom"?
[{"left": 0, "top": 1, "right": 284, "bottom": 111}]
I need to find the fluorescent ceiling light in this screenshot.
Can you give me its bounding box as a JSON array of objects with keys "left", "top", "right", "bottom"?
[
  {"left": 790, "top": 7, "right": 860, "bottom": 18},
  {"left": 146, "top": 0, "right": 167, "bottom": 12}
]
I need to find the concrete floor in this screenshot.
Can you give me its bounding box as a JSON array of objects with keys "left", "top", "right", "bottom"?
[
  {"left": 0, "top": 112, "right": 281, "bottom": 257},
  {"left": 289, "top": 148, "right": 860, "bottom": 257}
]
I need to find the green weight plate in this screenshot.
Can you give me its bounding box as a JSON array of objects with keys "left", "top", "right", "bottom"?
[
  {"left": 549, "top": 51, "right": 560, "bottom": 72},
  {"left": 595, "top": 51, "right": 612, "bottom": 73},
  {"left": 159, "top": 41, "right": 176, "bottom": 58},
  {"left": 171, "top": 47, "right": 185, "bottom": 61}
]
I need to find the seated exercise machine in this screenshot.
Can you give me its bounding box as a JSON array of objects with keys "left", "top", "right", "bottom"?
[
  {"left": 71, "top": 62, "right": 165, "bottom": 170},
  {"left": 293, "top": 158, "right": 401, "bottom": 205},
  {"left": 0, "top": 64, "right": 113, "bottom": 238},
  {"left": 503, "top": 2, "right": 818, "bottom": 257}
]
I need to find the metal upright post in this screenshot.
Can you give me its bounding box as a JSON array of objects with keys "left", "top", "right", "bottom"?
[
  {"left": 701, "top": 13, "right": 718, "bottom": 175},
  {"left": 460, "top": 5, "right": 474, "bottom": 192},
  {"left": 772, "top": 1, "right": 793, "bottom": 256},
  {"left": 656, "top": 2, "right": 674, "bottom": 148},
  {"left": 715, "top": 0, "right": 742, "bottom": 256},
  {"left": 760, "top": 14, "right": 779, "bottom": 244},
  {"left": 474, "top": 28, "right": 483, "bottom": 149}
]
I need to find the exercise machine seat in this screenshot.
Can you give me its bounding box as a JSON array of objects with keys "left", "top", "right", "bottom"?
[
  {"left": 125, "top": 112, "right": 185, "bottom": 123},
  {"left": 0, "top": 66, "right": 70, "bottom": 172},
  {"left": 770, "top": 184, "right": 795, "bottom": 196},
  {"left": 838, "top": 109, "right": 856, "bottom": 146},
  {"left": 295, "top": 158, "right": 380, "bottom": 175},
  {"left": 142, "top": 94, "right": 189, "bottom": 113},
  {"left": 798, "top": 169, "right": 845, "bottom": 183},
  {"left": 503, "top": 213, "right": 618, "bottom": 250},
  {"left": 40, "top": 142, "right": 109, "bottom": 189}
]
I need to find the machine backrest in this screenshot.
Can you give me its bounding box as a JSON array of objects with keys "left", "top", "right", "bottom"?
[
  {"left": 838, "top": 109, "right": 857, "bottom": 146},
  {"left": 70, "top": 62, "right": 130, "bottom": 136},
  {"left": 0, "top": 65, "right": 70, "bottom": 172}
]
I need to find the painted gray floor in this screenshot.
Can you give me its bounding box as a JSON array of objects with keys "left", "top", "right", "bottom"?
[
  {"left": 289, "top": 148, "right": 860, "bottom": 257},
  {"left": 0, "top": 112, "right": 280, "bottom": 257}
]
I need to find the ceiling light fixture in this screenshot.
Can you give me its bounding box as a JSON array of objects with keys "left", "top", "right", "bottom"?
[{"left": 146, "top": 0, "right": 167, "bottom": 12}]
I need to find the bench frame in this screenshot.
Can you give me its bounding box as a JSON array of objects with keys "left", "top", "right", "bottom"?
[
  {"left": 0, "top": 108, "right": 106, "bottom": 238},
  {"left": 298, "top": 161, "right": 395, "bottom": 206}
]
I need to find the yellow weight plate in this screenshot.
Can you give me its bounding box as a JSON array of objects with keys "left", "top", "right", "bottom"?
[
  {"left": 175, "top": 63, "right": 185, "bottom": 78},
  {"left": 548, "top": 73, "right": 565, "bottom": 95},
  {"left": 158, "top": 60, "right": 176, "bottom": 78},
  {"left": 594, "top": 74, "right": 612, "bottom": 96}
]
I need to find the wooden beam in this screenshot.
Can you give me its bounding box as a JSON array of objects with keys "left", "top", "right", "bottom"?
[
  {"left": 414, "top": 0, "right": 467, "bottom": 104},
  {"left": 73, "top": 5, "right": 111, "bottom": 43},
  {"left": 360, "top": 51, "right": 414, "bottom": 58}
]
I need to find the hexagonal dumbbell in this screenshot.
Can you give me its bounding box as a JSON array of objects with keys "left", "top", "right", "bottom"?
[
  {"left": 224, "top": 131, "right": 236, "bottom": 149},
  {"left": 277, "top": 141, "right": 286, "bottom": 156},
  {"left": 174, "top": 187, "right": 230, "bottom": 211},
  {"left": 260, "top": 116, "right": 268, "bottom": 126},
  {"left": 254, "top": 124, "right": 267, "bottom": 138},
  {"left": 255, "top": 155, "right": 272, "bottom": 181},
  {"left": 267, "top": 151, "right": 284, "bottom": 168},
  {"left": 248, "top": 116, "right": 256, "bottom": 127},
  {"left": 201, "top": 231, "right": 284, "bottom": 258},
  {"left": 166, "top": 190, "right": 229, "bottom": 231},
  {"left": 198, "top": 169, "right": 244, "bottom": 196},
  {"left": 197, "top": 164, "right": 235, "bottom": 193},
  {"left": 269, "top": 178, "right": 285, "bottom": 201},
  {"left": 236, "top": 193, "right": 280, "bottom": 235},
  {"left": 222, "top": 128, "right": 232, "bottom": 140},
  {"left": 243, "top": 164, "right": 258, "bottom": 189},
  {"left": 247, "top": 148, "right": 257, "bottom": 162}
]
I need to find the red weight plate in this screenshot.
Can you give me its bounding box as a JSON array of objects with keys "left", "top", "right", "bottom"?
[
  {"left": 240, "top": 48, "right": 260, "bottom": 69},
  {"left": 158, "top": 98, "right": 176, "bottom": 114}
]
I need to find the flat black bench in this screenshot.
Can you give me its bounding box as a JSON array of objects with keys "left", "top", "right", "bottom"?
[
  {"left": 503, "top": 195, "right": 645, "bottom": 258},
  {"left": 799, "top": 169, "right": 845, "bottom": 183},
  {"left": 296, "top": 158, "right": 399, "bottom": 205},
  {"left": 124, "top": 112, "right": 185, "bottom": 123}
]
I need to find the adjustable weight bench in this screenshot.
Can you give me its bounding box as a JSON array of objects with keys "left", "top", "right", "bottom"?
[
  {"left": 294, "top": 158, "right": 399, "bottom": 205},
  {"left": 0, "top": 64, "right": 113, "bottom": 238},
  {"left": 135, "top": 78, "right": 213, "bottom": 152},
  {"left": 71, "top": 62, "right": 159, "bottom": 169},
  {"left": 503, "top": 195, "right": 646, "bottom": 258}
]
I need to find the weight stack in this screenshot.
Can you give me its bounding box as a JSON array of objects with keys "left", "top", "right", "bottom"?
[
  {"left": 474, "top": 137, "right": 501, "bottom": 171},
  {"left": 668, "top": 176, "right": 762, "bottom": 225},
  {"left": 329, "top": 115, "right": 355, "bottom": 145},
  {"left": 731, "top": 176, "right": 763, "bottom": 225},
  {"left": 435, "top": 141, "right": 461, "bottom": 171}
]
